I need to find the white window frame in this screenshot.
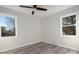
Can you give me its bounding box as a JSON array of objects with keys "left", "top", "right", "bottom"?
[
  {"left": 60, "top": 11, "right": 78, "bottom": 37},
  {"left": 0, "top": 13, "right": 17, "bottom": 38}
]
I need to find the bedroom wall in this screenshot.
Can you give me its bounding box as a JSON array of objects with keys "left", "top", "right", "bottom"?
[
  {"left": 0, "top": 7, "right": 42, "bottom": 52},
  {"left": 43, "top": 5, "right": 79, "bottom": 51},
  {"left": 0, "top": 5, "right": 79, "bottom": 52}
]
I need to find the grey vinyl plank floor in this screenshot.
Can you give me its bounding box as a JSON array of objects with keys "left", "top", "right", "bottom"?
[{"left": 0, "top": 42, "right": 79, "bottom": 54}]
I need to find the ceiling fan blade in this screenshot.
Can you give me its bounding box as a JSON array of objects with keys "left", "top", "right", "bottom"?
[
  {"left": 19, "top": 5, "right": 33, "bottom": 9},
  {"left": 36, "top": 7, "right": 47, "bottom": 11},
  {"left": 32, "top": 11, "right": 34, "bottom": 15}
]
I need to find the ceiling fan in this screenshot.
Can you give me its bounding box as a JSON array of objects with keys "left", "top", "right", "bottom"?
[{"left": 19, "top": 5, "right": 47, "bottom": 15}]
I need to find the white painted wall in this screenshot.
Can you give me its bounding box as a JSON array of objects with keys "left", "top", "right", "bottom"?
[
  {"left": 0, "top": 7, "right": 42, "bottom": 52},
  {"left": 0, "top": 5, "right": 79, "bottom": 52},
  {"left": 43, "top": 5, "right": 79, "bottom": 51}
]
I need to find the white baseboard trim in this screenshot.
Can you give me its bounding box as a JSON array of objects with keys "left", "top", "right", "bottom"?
[
  {"left": 44, "top": 41, "right": 79, "bottom": 51},
  {"left": 0, "top": 41, "right": 42, "bottom": 53},
  {"left": 1, "top": 41, "right": 79, "bottom": 53}
]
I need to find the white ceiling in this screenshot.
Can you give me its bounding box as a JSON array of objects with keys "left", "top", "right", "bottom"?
[{"left": 1, "top": 5, "right": 75, "bottom": 18}]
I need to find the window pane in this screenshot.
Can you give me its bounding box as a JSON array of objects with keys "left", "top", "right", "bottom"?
[
  {"left": 0, "top": 16, "right": 15, "bottom": 27},
  {"left": 0, "top": 16, "right": 16, "bottom": 37},
  {"left": 1, "top": 26, "right": 16, "bottom": 37}
]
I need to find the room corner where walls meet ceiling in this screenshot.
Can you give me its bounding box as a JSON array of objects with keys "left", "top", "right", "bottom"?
[
  {"left": 1, "top": 5, "right": 75, "bottom": 19},
  {"left": 0, "top": 5, "right": 79, "bottom": 53}
]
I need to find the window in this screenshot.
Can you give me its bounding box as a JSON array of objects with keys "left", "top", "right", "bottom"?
[
  {"left": 0, "top": 14, "right": 17, "bottom": 37},
  {"left": 62, "top": 15, "right": 76, "bottom": 35},
  {"left": 60, "top": 12, "right": 77, "bottom": 36}
]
